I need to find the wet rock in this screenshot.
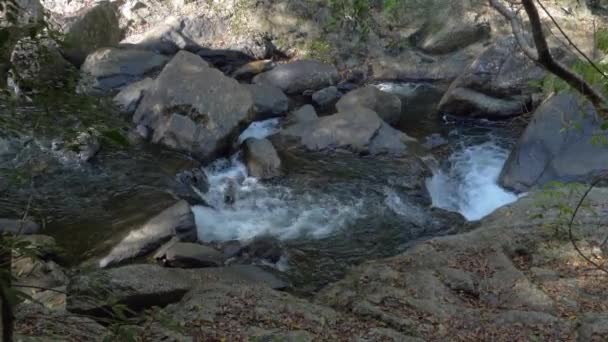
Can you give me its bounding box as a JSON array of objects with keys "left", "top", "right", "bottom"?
[
  {"left": 438, "top": 37, "right": 560, "bottom": 119},
  {"left": 10, "top": 35, "right": 75, "bottom": 91},
  {"left": 154, "top": 240, "right": 225, "bottom": 268},
  {"left": 68, "top": 129, "right": 101, "bottom": 162},
  {"left": 239, "top": 235, "right": 284, "bottom": 263},
  {"left": 253, "top": 60, "right": 339, "bottom": 95},
  {"left": 232, "top": 59, "right": 276, "bottom": 80},
  {"left": 411, "top": 11, "right": 490, "bottom": 54},
  {"left": 336, "top": 86, "right": 402, "bottom": 126},
  {"left": 277, "top": 107, "right": 415, "bottom": 156},
  {"left": 219, "top": 240, "right": 242, "bottom": 259},
  {"left": 59, "top": 2, "right": 122, "bottom": 67},
  {"left": 422, "top": 133, "right": 448, "bottom": 150},
  {"left": 244, "top": 84, "right": 289, "bottom": 119},
  {"left": 0, "top": 218, "right": 40, "bottom": 234},
  {"left": 243, "top": 138, "right": 282, "bottom": 180},
  {"left": 288, "top": 104, "right": 318, "bottom": 124},
  {"left": 312, "top": 86, "right": 341, "bottom": 110},
  {"left": 78, "top": 48, "right": 168, "bottom": 95},
  {"left": 500, "top": 91, "right": 608, "bottom": 192},
  {"left": 174, "top": 167, "right": 209, "bottom": 204},
  {"left": 133, "top": 50, "right": 254, "bottom": 161},
  {"left": 113, "top": 77, "right": 154, "bottom": 114},
  {"left": 99, "top": 200, "right": 195, "bottom": 268},
  {"left": 68, "top": 264, "right": 288, "bottom": 317}
]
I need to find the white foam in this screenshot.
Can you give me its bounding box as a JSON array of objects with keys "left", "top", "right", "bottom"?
[
  {"left": 426, "top": 141, "right": 519, "bottom": 221},
  {"left": 192, "top": 154, "right": 363, "bottom": 242},
  {"left": 237, "top": 118, "right": 280, "bottom": 144}
]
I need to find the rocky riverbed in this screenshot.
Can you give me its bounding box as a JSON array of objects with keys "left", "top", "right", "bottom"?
[{"left": 2, "top": 0, "right": 608, "bottom": 341}]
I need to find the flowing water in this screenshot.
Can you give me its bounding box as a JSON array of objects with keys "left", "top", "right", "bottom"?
[
  {"left": 0, "top": 87, "right": 524, "bottom": 292},
  {"left": 427, "top": 140, "right": 519, "bottom": 221}
]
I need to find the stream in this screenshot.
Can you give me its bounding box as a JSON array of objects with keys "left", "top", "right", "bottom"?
[{"left": 0, "top": 84, "right": 523, "bottom": 293}]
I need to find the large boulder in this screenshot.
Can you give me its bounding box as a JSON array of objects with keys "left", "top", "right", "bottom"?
[
  {"left": 253, "top": 60, "right": 339, "bottom": 95},
  {"left": 59, "top": 1, "right": 122, "bottom": 67},
  {"left": 113, "top": 77, "right": 154, "bottom": 114},
  {"left": 336, "top": 86, "right": 402, "bottom": 126},
  {"left": 244, "top": 84, "right": 289, "bottom": 119},
  {"left": 312, "top": 86, "right": 341, "bottom": 110},
  {"left": 0, "top": 0, "right": 43, "bottom": 27},
  {"left": 78, "top": 47, "right": 168, "bottom": 95},
  {"left": 67, "top": 264, "right": 288, "bottom": 317},
  {"left": 154, "top": 239, "right": 225, "bottom": 268},
  {"left": 316, "top": 190, "right": 608, "bottom": 340},
  {"left": 67, "top": 264, "right": 194, "bottom": 316},
  {"left": 243, "top": 138, "right": 282, "bottom": 179},
  {"left": 10, "top": 35, "right": 75, "bottom": 91},
  {"left": 133, "top": 50, "right": 254, "bottom": 161},
  {"left": 275, "top": 107, "right": 415, "bottom": 156},
  {"left": 99, "top": 200, "right": 196, "bottom": 268},
  {"left": 499, "top": 92, "right": 608, "bottom": 192},
  {"left": 411, "top": 11, "right": 490, "bottom": 54},
  {"left": 438, "top": 37, "right": 550, "bottom": 119}
]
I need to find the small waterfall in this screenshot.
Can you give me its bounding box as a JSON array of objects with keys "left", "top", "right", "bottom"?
[
  {"left": 191, "top": 119, "right": 363, "bottom": 242},
  {"left": 426, "top": 141, "right": 519, "bottom": 221}
]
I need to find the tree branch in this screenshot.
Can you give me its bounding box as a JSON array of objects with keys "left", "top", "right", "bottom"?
[{"left": 489, "top": 0, "right": 608, "bottom": 115}]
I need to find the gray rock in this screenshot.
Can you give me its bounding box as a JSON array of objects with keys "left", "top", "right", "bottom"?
[
  {"left": 438, "top": 37, "right": 557, "bottom": 118},
  {"left": 244, "top": 84, "right": 289, "bottom": 119},
  {"left": 422, "top": 133, "right": 448, "bottom": 150},
  {"left": 412, "top": 11, "right": 490, "bottom": 54},
  {"left": 253, "top": 60, "right": 338, "bottom": 95},
  {"left": 0, "top": 218, "right": 40, "bottom": 234},
  {"left": 239, "top": 235, "right": 283, "bottom": 263},
  {"left": 243, "top": 138, "right": 282, "bottom": 179},
  {"left": 500, "top": 92, "right": 608, "bottom": 192},
  {"left": 154, "top": 241, "right": 225, "bottom": 268},
  {"left": 113, "top": 77, "right": 154, "bottom": 114},
  {"left": 69, "top": 130, "right": 101, "bottom": 162},
  {"left": 438, "top": 87, "right": 529, "bottom": 119},
  {"left": 68, "top": 264, "right": 288, "bottom": 317},
  {"left": 174, "top": 167, "right": 209, "bottom": 204},
  {"left": 312, "top": 86, "right": 341, "bottom": 109},
  {"left": 79, "top": 48, "right": 168, "bottom": 95},
  {"left": 336, "top": 86, "right": 402, "bottom": 125},
  {"left": 1, "top": 0, "right": 43, "bottom": 26},
  {"left": 231, "top": 59, "right": 276, "bottom": 80},
  {"left": 99, "top": 200, "right": 195, "bottom": 268},
  {"left": 289, "top": 104, "right": 318, "bottom": 124},
  {"left": 133, "top": 50, "right": 254, "bottom": 161},
  {"left": 123, "top": 15, "right": 270, "bottom": 59},
  {"left": 67, "top": 264, "right": 193, "bottom": 317},
  {"left": 15, "top": 304, "right": 109, "bottom": 340},
  {"left": 278, "top": 107, "right": 414, "bottom": 155},
  {"left": 10, "top": 35, "right": 75, "bottom": 91},
  {"left": 21, "top": 235, "right": 58, "bottom": 258},
  {"left": 60, "top": 2, "right": 122, "bottom": 67}
]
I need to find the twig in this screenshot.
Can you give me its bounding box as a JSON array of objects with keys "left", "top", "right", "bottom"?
[
  {"left": 568, "top": 175, "right": 608, "bottom": 274},
  {"left": 535, "top": 0, "right": 608, "bottom": 83}
]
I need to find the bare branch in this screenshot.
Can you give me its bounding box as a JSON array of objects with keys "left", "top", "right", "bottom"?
[{"left": 489, "top": 0, "right": 608, "bottom": 115}]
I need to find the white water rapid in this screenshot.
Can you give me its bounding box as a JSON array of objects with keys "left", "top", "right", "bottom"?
[
  {"left": 426, "top": 141, "right": 519, "bottom": 221},
  {"left": 191, "top": 119, "right": 363, "bottom": 242}
]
